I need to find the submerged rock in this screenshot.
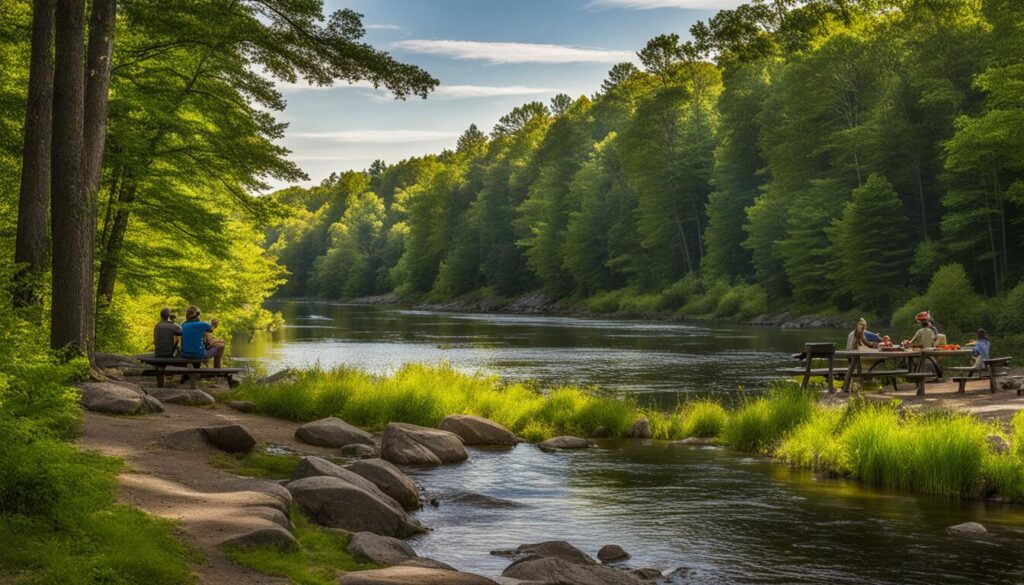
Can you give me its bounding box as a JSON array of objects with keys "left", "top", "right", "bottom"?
[
  {"left": 502, "top": 557, "right": 641, "bottom": 585},
  {"left": 295, "top": 416, "right": 374, "bottom": 448},
  {"left": 380, "top": 422, "right": 468, "bottom": 465},
  {"left": 537, "top": 436, "right": 594, "bottom": 452},
  {"left": 947, "top": 521, "right": 988, "bottom": 536},
  {"left": 287, "top": 476, "right": 424, "bottom": 537},
  {"left": 202, "top": 423, "right": 256, "bottom": 453},
  {"left": 347, "top": 531, "right": 417, "bottom": 565},
  {"left": 439, "top": 414, "right": 518, "bottom": 445},
  {"left": 347, "top": 458, "right": 421, "bottom": 511},
  {"left": 339, "top": 566, "right": 498, "bottom": 585},
  {"left": 597, "top": 544, "right": 630, "bottom": 563}
]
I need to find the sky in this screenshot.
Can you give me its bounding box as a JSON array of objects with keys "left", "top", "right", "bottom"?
[{"left": 269, "top": 0, "right": 742, "bottom": 190}]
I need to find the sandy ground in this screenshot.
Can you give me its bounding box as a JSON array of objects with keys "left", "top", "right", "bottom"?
[{"left": 78, "top": 378, "right": 342, "bottom": 585}]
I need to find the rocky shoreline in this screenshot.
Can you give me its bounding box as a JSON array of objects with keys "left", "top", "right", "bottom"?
[{"left": 345, "top": 292, "right": 855, "bottom": 330}]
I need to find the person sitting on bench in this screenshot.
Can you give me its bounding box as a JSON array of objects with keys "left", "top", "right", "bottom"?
[
  {"left": 972, "top": 329, "right": 991, "bottom": 370},
  {"left": 206, "top": 318, "right": 227, "bottom": 356},
  {"left": 153, "top": 307, "right": 181, "bottom": 358},
  {"left": 180, "top": 305, "right": 224, "bottom": 368}
]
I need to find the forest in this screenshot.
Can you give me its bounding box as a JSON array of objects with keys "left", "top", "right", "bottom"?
[{"left": 269, "top": 0, "right": 1024, "bottom": 337}]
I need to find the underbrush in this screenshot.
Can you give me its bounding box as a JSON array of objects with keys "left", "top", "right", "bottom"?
[{"left": 224, "top": 509, "right": 379, "bottom": 585}]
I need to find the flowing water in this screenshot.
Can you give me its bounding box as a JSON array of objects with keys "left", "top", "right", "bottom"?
[{"left": 233, "top": 301, "right": 1024, "bottom": 584}]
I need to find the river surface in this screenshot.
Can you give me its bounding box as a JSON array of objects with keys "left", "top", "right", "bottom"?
[{"left": 233, "top": 301, "right": 1023, "bottom": 584}]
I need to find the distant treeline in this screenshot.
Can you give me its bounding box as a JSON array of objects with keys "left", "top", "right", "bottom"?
[{"left": 268, "top": 0, "right": 1024, "bottom": 333}]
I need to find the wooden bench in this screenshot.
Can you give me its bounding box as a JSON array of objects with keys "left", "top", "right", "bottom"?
[
  {"left": 901, "top": 372, "right": 933, "bottom": 396},
  {"left": 777, "top": 342, "right": 838, "bottom": 392},
  {"left": 135, "top": 355, "right": 243, "bottom": 389},
  {"left": 951, "top": 357, "right": 1011, "bottom": 394}
]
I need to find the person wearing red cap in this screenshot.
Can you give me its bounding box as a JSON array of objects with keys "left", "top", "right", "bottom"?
[{"left": 908, "top": 311, "right": 937, "bottom": 348}]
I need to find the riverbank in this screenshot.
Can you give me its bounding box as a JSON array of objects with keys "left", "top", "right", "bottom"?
[{"left": 346, "top": 292, "right": 857, "bottom": 329}]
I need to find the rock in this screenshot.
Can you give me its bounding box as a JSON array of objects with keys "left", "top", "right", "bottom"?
[
  {"left": 158, "top": 428, "right": 213, "bottom": 451},
  {"left": 78, "top": 381, "right": 147, "bottom": 415},
  {"left": 147, "top": 386, "right": 216, "bottom": 406},
  {"left": 221, "top": 526, "right": 298, "bottom": 551},
  {"left": 347, "top": 531, "right": 417, "bottom": 565},
  {"left": 947, "top": 521, "right": 988, "bottom": 536},
  {"left": 439, "top": 414, "right": 517, "bottom": 446},
  {"left": 94, "top": 352, "right": 146, "bottom": 370},
  {"left": 229, "top": 400, "right": 259, "bottom": 413},
  {"left": 342, "top": 443, "right": 379, "bottom": 459},
  {"left": 380, "top": 422, "right": 468, "bottom": 465},
  {"left": 513, "top": 541, "right": 595, "bottom": 565},
  {"left": 597, "top": 544, "right": 630, "bottom": 563},
  {"left": 259, "top": 368, "right": 297, "bottom": 385},
  {"left": 247, "top": 505, "right": 293, "bottom": 531},
  {"left": 629, "top": 568, "right": 663, "bottom": 580},
  {"left": 287, "top": 476, "right": 424, "bottom": 537},
  {"left": 537, "top": 436, "right": 594, "bottom": 452},
  {"left": 400, "top": 558, "right": 457, "bottom": 571},
  {"left": 295, "top": 416, "right": 374, "bottom": 448},
  {"left": 502, "top": 557, "right": 640, "bottom": 585},
  {"left": 293, "top": 456, "right": 403, "bottom": 511},
  {"left": 258, "top": 482, "right": 294, "bottom": 518},
  {"left": 986, "top": 434, "right": 1010, "bottom": 455},
  {"left": 339, "top": 566, "right": 498, "bottom": 585},
  {"left": 443, "top": 491, "right": 524, "bottom": 509},
  {"left": 347, "top": 458, "right": 421, "bottom": 511},
  {"left": 1000, "top": 377, "right": 1022, "bottom": 390},
  {"left": 628, "top": 418, "right": 652, "bottom": 439},
  {"left": 202, "top": 424, "right": 256, "bottom": 453},
  {"left": 141, "top": 394, "right": 165, "bottom": 413}
]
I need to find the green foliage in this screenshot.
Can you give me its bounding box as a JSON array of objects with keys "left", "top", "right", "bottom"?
[
  {"left": 679, "top": 400, "right": 728, "bottom": 438},
  {"left": 226, "top": 363, "right": 639, "bottom": 439},
  {"left": 891, "top": 264, "right": 982, "bottom": 334},
  {"left": 720, "top": 384, "right": 817, "bottom": 453},
  {"left": 224, "top": 509, "right": 379, "bottom": 585}
]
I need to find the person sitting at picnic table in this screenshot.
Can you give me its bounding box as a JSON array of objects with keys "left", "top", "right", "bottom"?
[
  {"left": 206, "top": 318, "right": 227, "bottom": 354},
  {"left": 971, "top": 328, "right": 991, "bottom": 370},
  {"left": 846, "top": 318, "right": 879, "bottom": 350},
  {"left": 180, "top": 305, "right": 225, "bottom": 368},
  {"left": 908, "top": 311, "right": 937, "bottom": 348},
  {"left": 153, "top": 307, "right": 181, "bottom": 358}
]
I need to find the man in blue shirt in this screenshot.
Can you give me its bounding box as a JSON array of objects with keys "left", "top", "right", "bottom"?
[
  {"left": 973, "top": 329, "right": 991, "bottom": 370},
  {"left": 180, "top": 305, "right": 224, "bottom": 368}
]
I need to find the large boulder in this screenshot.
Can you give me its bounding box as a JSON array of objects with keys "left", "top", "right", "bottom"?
[
  {"left": 513, "top": 541, "right": 595, "bottom": 565},
  {"left": 147, "top": 386, "right": 215, "bottom": 406},
  {"left": 287, "top": 476, "right": 424, "bottom": 537},
  {"left": 537, "top": 436, "right": 594, "bottom": 453},
  {"left": 159, "top": 428, "right": 214, "bottom": 451},
  {"left": 221, "top": 526, "right": 298, "bottom": 552},
  {"left": 339, "top": 566, "right": 497, "bottom": 585},
  {"left": 347, "top": 458, "right": 421, "bottom": 511},
  {"left": 78, "top": 382, "right": 151, "bottom": 415},
  {"left": 342, "top": 443, "right": 380, "bottom": 459},
  {"left": 380, "top": 423, "right": 467, "bottom": 465},
  {"left": 439, "top": 415, "right": 517, "bottom": 446},
  {"left": 347, "top": 531, "right": 417, "bottom": 565},
  {"left": 295, "top": 416, "right": 374, "bottom": 448},
  {"left": 292, "top": 456, "right": 403, "bottom": 511},
  {"left": 202, "top": 424, "right": 256, "bottom": 453},
  {"left": 502, "top": 557, "right": 641, "bottom": 585}
]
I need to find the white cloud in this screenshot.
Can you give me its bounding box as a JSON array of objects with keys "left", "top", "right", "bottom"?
[
  {"left": 586, "top": 0, "right": 743, "bottom": 8},
  {"left": 435, "top": 84, "right": 557, "bottom": 98},
  {"left": 366, "top": 23, "right": 401, "bottom": 30},
  {"left": 391, "top": 39, "right": 634, "bottom": 64},
  {"left": 291, "top": 130, "right": 461, "bottom": 143}
]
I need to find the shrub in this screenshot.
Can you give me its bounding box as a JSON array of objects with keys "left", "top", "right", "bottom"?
[
  {"left": 656, "top": 275, "right": 699, "bottom": 311},
  {"left": 715, "top": 284, "right": 769, "bottom": 321},
  {"left": 720, "top": 384, "right": 816, "bottom": 453},
  {"left": 776, "top": 406, "right": 845, "bottom": 471}
]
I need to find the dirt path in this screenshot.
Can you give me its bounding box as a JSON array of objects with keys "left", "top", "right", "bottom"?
[
  {"left": 78, "top": 382, "right": 340, "bottom": 584},
  {"left": 827, "top": 377, "right": 1024, "bottom": 424}
]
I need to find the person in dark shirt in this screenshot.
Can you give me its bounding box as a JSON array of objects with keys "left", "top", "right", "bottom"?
[
  {"left": 153, "top": 307, "right": 181, "bottom": 357},
  {"left": 180, "top": 305, "right": 224, "bottom": 367}
]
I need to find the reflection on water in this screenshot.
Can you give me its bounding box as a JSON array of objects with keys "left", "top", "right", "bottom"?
[{"left": 233, "top": 302, "right": 1023, "bottom": 583}]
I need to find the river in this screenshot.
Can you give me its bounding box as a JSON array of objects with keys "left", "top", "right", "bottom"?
[{"left": 232, "top": 301, "right": 1024, "bottom": 584}]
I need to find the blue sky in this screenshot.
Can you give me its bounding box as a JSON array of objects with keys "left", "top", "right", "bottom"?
[{"left": 271, "top": 0, "right": 740, "bottom": 189}]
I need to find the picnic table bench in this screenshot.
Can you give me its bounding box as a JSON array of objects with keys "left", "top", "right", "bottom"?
[
  {"left": 135, "top": 355, "right": 243, "bottom": 389},
  {"left": 949, "top": 357, "right": 1012, "bottom": 394},
  {"left": 835, "top": 349, "right": 913, "bottom": 393},
  {"left": 776, "top": 342, "right": 841, "bottom": 392}
]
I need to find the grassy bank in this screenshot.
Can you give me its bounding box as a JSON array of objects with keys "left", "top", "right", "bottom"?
[{"left": 230, "top": 363, "right": 1024, "bottom": 501}]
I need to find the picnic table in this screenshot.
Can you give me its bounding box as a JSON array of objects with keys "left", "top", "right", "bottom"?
[
  {"left": 836, "top": 349, "right": 917, "bottom": 393},
  {"left": 135, "top": 355, "right": 243, "bottom": 389}
]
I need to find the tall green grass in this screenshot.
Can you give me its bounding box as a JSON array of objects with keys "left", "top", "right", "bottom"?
[
  {"left": 228, "top": 363, "right": 640, "bottom": 440},
  {"left": 720, "top": 385, "right": 817, "bottom": 453}
]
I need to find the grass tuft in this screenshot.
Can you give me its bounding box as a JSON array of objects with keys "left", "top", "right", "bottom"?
[{"left": 210, "top": 450, "right": 302, "bottom": 479}]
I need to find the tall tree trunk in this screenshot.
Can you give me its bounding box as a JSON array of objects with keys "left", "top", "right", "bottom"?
[
  {"left": 96, "top": 181, "right": 134, "bottom": 306},
  {"left": 50, "top": 0, "right": 88, "bottom": 353},
  {"left": 671, "top": 202, "right": 694, "bottom": 274},
  {"left": 13, "top": 0, "right": 56, "bottom": 308},
  {"left": 82, "top": 0, "right": 116, "bottom": 349}
]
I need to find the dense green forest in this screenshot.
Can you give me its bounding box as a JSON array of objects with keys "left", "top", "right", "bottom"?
[{"left": 269, "top": 0, "right": 1024, "bottom": 335}]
